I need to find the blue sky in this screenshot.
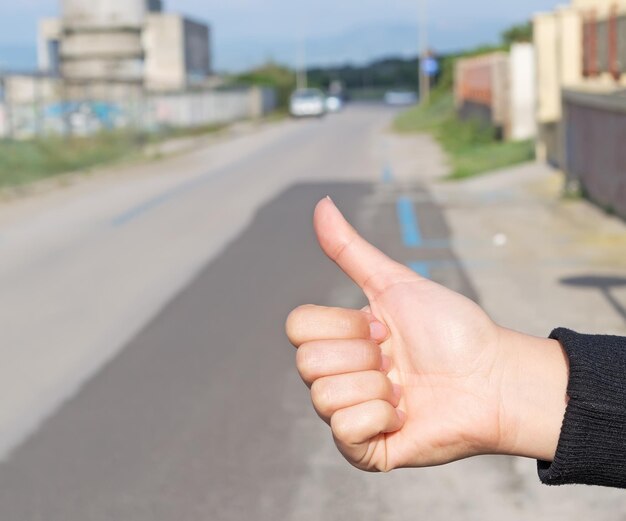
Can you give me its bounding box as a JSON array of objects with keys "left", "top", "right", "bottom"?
[{"left": 1, "top": 0, "right": 561, "bottom": 71}]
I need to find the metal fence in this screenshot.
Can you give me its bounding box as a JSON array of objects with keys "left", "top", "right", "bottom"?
[
  {"left": 453, "top": 45, "right": 536, "bottom": 142},
  {"left": 454, "top": 52, "right": 509, "bottom": 136},
  {"left": 0, "top": 76, "right": 276, "bottom": 140},
  {"left": 564, "top": 88, "right": 626, "bottom": 219}
]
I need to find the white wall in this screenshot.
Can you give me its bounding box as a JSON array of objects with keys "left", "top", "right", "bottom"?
[
  {"left": 0, "top": 105, "right": 7, "bottom": 139},
  {"left": 0, "top": 83, "right": 276, "bottom": 139},
  {"left": 509, "top": 43, "right": 537, "bottom": 141},
  {"left": 147, "top": 89, "right": 267, "bottom": 128}
]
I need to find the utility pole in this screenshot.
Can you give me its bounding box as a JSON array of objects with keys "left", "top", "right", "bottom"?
[
  {"left": 418, "top": 0, "right": 430, "bottom": 105},
  {"left": 296, "top": 35, "right": 308, "bottom": 90}
]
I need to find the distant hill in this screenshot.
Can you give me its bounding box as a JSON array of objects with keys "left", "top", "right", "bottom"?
[
  {"left": 0, "top": 45, "right": 38, "bottom": 72},
  {"left": 216, "top": 23, "right": 420, "bottom": 72},
  {"left": 215, "top": 21, "right": 501, "bottom": 72}
]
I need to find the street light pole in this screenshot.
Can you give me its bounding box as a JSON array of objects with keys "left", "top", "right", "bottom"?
[{"left": 418, "top": 0, "right": 430, "bottom": 105}]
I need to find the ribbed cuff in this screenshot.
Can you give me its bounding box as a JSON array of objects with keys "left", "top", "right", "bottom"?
[{"left": 538, "top": 328, "right": 626, "bottom": 488}]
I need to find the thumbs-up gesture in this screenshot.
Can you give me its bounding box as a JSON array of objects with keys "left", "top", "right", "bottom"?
[{"left": 286, "top": 198, "right": 568, "bottom": 472}]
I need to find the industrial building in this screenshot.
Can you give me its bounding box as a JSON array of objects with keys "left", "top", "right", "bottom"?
[
  {"left": 0, "top": 0, "right": 277, "bottom": 140},
  {"left": 38, "top": 0, "right": 212, "bottom": 94},
  {"left": 534, "top": 0, "right": 626, "bottom": 219}
]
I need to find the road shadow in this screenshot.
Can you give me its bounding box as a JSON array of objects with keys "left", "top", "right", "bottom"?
[
  {"left": 560, "top": 275, "right": 626, "bottom": 324},
  {"left": 0, "top": 179, "right": 483, "bottom": 519}
]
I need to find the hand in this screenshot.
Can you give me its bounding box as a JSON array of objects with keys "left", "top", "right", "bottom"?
[{"left": 286, "top": 198, "right": 568, "bottom": 472}]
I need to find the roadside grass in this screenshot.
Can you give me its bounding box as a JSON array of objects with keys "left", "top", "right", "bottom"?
[
  {"left": 0, "top": 132, "right": 142, "bottom": 189},
  {"left": 394, "top": 91, "right": 535, "bottom": 180},
  {"left": 0, "top": 123, "right": 227, "bottom": 190},
  {"left": 394, "top": 92, "right": 453, "bottom": 133}
]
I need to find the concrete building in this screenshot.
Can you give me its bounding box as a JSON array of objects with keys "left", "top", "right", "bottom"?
[
  {"left": 144, "top": 14, "right": 211, "bottom": 92},
  {"left": 38, "top": 0, "right": 211, "bottom": 94},
  {"left": 1, "top": 1, "right": 277, "bottom": 141},
  {"left": 38, "top": 19, "right": 62, "bottom": 75}
]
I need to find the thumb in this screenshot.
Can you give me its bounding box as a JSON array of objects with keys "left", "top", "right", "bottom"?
[{"left": 314, "top": 197, "right": 413, "bottom": 298}]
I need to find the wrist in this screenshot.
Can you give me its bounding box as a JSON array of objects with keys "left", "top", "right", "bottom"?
[{"left": 495, "top": 328, "right": 569, "bottom": 461}]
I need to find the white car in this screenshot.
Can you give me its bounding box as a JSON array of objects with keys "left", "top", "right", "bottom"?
[
  {"left": 384, "top": 90, "right": 418, "bottom": 106},
  {"left": 325, "top": 95, "right": 343, "bottom": 113},
  {"left": 290, "top": 89, "right": 326, "bottom": 118}
]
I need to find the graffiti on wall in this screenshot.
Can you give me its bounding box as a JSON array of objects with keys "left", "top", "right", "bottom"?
[{"left": 4, "top": 101, "right": 129, "bottom": 138}]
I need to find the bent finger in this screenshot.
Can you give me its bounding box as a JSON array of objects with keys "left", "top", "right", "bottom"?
[
  {"left": 296, "top": 339, "right": 384, "bottom": 386},
  {"left": 311, "top": 371, "right": 401, "bottom": 423},
  {"left": 331, "top": 400, "right": 405, "bottom": 457},
  {"left": 286, "top": 304, "right": 386, "bottom": 347}
]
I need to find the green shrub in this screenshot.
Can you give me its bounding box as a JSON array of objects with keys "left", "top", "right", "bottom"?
[{"left": 394, "top": 92, "right": 535, "bottom": 179}]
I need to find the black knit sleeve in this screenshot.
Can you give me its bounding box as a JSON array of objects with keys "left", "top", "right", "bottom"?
[{"left": 538, "top": 328, "right": 626, "bottom": 488}]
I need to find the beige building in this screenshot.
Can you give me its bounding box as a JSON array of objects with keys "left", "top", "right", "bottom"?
[
  {"left": 533, "top": 0, "right": 626, "bottom": 165},
  {"left": 534, "top": 0, "right": 626, "bottom": 219},
  {"left": 38, "top": 0, "right": 211, "bottom": 94}
]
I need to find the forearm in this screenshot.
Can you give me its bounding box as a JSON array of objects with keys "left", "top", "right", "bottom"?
[
  {"left": 497, "top": 327, "right": 569, "bottom": 462},
  {"left": 498, "top": 327, "right": 626, "bottom": 488}
]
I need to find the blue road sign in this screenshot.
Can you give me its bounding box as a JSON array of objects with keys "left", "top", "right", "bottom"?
[{"left": 422, "top": 57, "right": 439, "bottom": 77}]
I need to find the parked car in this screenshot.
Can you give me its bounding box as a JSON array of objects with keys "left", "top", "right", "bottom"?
[
  {"left": 289, "top": 89, "right": 326, "bottom": 118},
  {"left": 384, "top": 90, "right": 418, "bottom": 106},
  {"left": 325, "top": 95, "right": 343, "bottom": 113}
]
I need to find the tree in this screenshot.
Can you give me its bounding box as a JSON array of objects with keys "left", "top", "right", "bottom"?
[
  {"left": 231, "top": 63, "right": 296, "bottom": 110},
  {"left": 501, "top": 22, "right": 533, "bottom": 47}
]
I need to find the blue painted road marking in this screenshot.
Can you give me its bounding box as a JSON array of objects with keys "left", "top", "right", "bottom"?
[
  {"left": 112, "top": 188, "right": 185, "bottom": 227},
  {"left": 111, "top": 174, "right": 210, "bottom": 227},
  {"left": 396, "top": 196, "right": 423, "bottom": 248},
  {"left": 396, "top": 194, "right": 430, "bottom": 276}
]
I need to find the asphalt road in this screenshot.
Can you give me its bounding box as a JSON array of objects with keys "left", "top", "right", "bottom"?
[
  {"left": 0, "top": 106, "right": 457, "bottom": 519},
  {"left": 1, "top": 106, "right": 625, "bottom": 520}
]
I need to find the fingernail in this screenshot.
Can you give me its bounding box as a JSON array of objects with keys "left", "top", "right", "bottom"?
[
  {"left": 325, "top": 195, "right": 334, "bottom": 204},
  {"left": 380, "top": 354, "right": 392, "bottom": 372},
  {"left": 396, "top": 409, "right": 407, "bottom": 423},
  {"left": 369, "top": 321, "right": 387, "bottom": 342},
  {"left": 392, "top": 383, "right": 402, "bottom": 401}
]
